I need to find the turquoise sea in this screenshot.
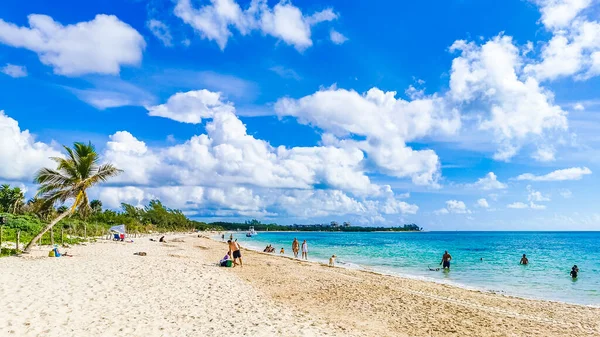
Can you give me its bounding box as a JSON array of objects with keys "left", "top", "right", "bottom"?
[{"left": 228, "top": 231, "right": 600, "bottom": 306}]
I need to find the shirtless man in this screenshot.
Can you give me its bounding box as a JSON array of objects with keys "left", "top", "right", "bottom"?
[
  {"left": 440, "top": 250, "right": 452, "bottom": 270},
  {"left": 228, "top": 240, "right": 243, "bottom": 267},
  {"left": 520, "top": 254, "right": 529, "bottom": 265},
  {"left": 292, "top": 238, "right": 300, "bottom": 258}
]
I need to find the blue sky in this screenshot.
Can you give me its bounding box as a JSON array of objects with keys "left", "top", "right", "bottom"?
[{"left": 1, "top": 0, "right": 600, "bottom": 230}]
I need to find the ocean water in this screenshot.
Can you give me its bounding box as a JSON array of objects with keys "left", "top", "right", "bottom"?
[{"left": 226, "top": 231, "right": 600, "bottom": 306}]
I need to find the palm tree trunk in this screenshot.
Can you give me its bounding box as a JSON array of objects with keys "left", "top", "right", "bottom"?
[{"left": 23, "top": 210, "right": 71, "bottom": 253}]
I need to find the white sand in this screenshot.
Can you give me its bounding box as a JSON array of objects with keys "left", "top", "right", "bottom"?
[{"left": 0, "top": 235, "right": 344, "bottom": 337}]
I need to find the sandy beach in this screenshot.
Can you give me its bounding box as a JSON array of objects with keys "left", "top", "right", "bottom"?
[{"left": 2, "top": 234, "right": 599, "bottom": 337}]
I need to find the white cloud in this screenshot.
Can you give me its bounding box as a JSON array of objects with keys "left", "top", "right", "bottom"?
[
  {"left": 516, "top": 166, "right": 592, "bottom": 181},
  {"left": 147, "top": 19, "right": 173, "bottom": 47},
  {"left": 507, "top": 202, "right": 528, "bottom": 209},
  {"left": 477, "top": 198, "right": 489, "bottom": 208},
  {"left": 470, "top": 172, "right": 507, "bottom": 190},
  {"left": 527, "top": 185, "right": 551, "bottom": 202},
  {"left": 574, "top": 102, "right": 585, "bottom": 110},
  {"left": 275, "top": 86, "right": 461, "bottom": 186},
  {"left": 525, "top": 1, "right": 600, "bottom": 81},
  {"left": 174, "top": 0, "right": 337, "bottom": 51},
  {"left": 449, "top": 35, "right": 568, "bottom": 161},
  {"left": 146, "top": 89, "right": 235, "bottom": 124},
  {"left": 0, "top": 14, "right": 145, "bottom": 76},
  {"left": 529, "top": 202, "right": 547, "bottom": 210},
  {"left": 436, "top": 200, "right": 470, "bottom": 214},
  {"left": 534, "top": 0, "right": 592, "bottom": 30},
  {"left": 532, "top": 146, "right": 556, "bottom": 162},
  {"left": 1, "top": 64, "right": 27, "bottom": 78},
  {"left": 270, "top": 65, "right": 301, "bottom": 80},
  {"left": 0, "top": 110, "right": 62, "bottom": 181},
  {"left": 330, "top": 29, "right": 348, "bottom": 44}
]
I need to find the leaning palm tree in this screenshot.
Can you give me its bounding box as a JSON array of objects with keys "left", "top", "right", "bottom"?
[{"left": 23, "top": 142, "right": 122, "bottom": 252}]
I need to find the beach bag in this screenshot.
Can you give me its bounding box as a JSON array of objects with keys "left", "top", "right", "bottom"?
[
  {"left": 220, "top": 260, "right": 233, "bottom": 267},
  {"left": 48, "top": 250, "right": 55, "bottom": 257}
]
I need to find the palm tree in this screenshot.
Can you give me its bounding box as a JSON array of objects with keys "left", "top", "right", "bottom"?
[
  {"left": 23, "top": 142, "right": 122, "bottom": 252},
  {"left": 90, "top": 199, "right": 103, "bottom": 213}
]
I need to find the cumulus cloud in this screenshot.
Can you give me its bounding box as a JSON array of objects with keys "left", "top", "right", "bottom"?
[
  {"left": 97, "top": 91, "right": 420, "bottom": 221},
  {"left": 174, "top": 0, "right": 337, "bottom": 51},
  {"left": 147, "top": 19, "right": 173, "bottom": 47},
  {"left": 146, "top": 89, "right": 234, "bottom": 124},
  {"left": 0, "top": 14, "right": 145, "bottom": 76},
  {"left": 436, "top": 200, "right": 470, "bottom": 214},
  {"left": 516, "top": 167, "right": 592, "bottom": 181},
  {"left": 449, "top": 35, "right": 568, "bottom": 161},
  {"left": 525, "top": 0, "right": 600, "bottom": 81},
  {"left": 275, "top": 86, "right": 461, "bottom": 186},
  {"left": 1, "top": 64, "right": 27, "bottom": 78},
  {"left": 534, "top": 0, "right": 592, "bottom": 30},
  {"left": 476, "top": 198, "right": 489, "bottom": 208},
  {"left": 0, "top": 110, "right": 62, "bottom": 181},
  {"left": 470, "top": 172, "right": 507, "bottom": 190},
  {"left": 330, "top": 29, "right": 348, "bottom": 44}
]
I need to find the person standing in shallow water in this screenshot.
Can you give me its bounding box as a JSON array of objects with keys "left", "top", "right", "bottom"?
[
  {"left": 440, "top": 250, "right": 452, "bottom": 270},
  {"left": 292, "top": 238, "right": 300, "bottom": 258},
  {"left": 520, "top": 254, "right": 529, "bottom": 265},
  {"left": 301, "top": 240, "right": 308, "bottom": 260}
]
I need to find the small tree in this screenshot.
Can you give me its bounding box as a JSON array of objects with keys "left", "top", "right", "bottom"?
[{"left": 23, "top": 142, "right": 122, "bottom": 252}]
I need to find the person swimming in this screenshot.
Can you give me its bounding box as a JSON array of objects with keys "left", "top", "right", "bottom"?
[
  {"left": 520, "top": 254, "right": 529, "bottom": 265},
  {"left": 570, "top": 265, "right": 579, "bottom": 278}
]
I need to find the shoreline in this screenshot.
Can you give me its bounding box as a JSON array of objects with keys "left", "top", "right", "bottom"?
[
  {"left": 202, "top": 235, "right": 600, "bottom": 336},
  {"left": 214, "top": 235, "right": 599, "bottom": 309},
  {"left": 3, "top": 233, "right": 599, "bottom": 336}
]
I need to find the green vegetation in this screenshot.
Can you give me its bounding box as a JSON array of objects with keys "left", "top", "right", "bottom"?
[{"left": 207, "top": 220, "right": 422, "bottom": 232}]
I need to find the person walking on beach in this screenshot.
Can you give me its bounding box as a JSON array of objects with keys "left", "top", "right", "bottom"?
[
  {"left": 301, "top": 240, "right": 308, "bottom": 260},
  {"left": 440, "top": 250, "right": 452, "bottom": 270},
  {"left": 520, "top": 254, "right": 529, "bottom": 265},
  {"left": 228, "top": 240, "right": 243, "bottom": 267},
  {"left": 292, "top": 238, "right": 300, "bottom": 258}
]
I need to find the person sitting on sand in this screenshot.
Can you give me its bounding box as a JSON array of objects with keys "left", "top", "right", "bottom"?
[
  {"left": 228, "top": 240, "right": 243, "bottom": 267},
  {"left": 159, "top": 236, "right": 166, "bottom": 243},
  {"left": 440, "top": 250, "right": 452, "bottom": 270},
  {"left": 520, "top": 254, "right": 529, "bottom": 265},
  {"left": 292, "top": 238, "right": 300, "bottom": 258},
  {"left": 301, "top": 240, "right": 308, "bottom": 260},
  {"left": 280, "top": 247, "right": 285, "bottom": 254},
  {"left": 570, "top": 265, "right": 579, "bottom": 278}
]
